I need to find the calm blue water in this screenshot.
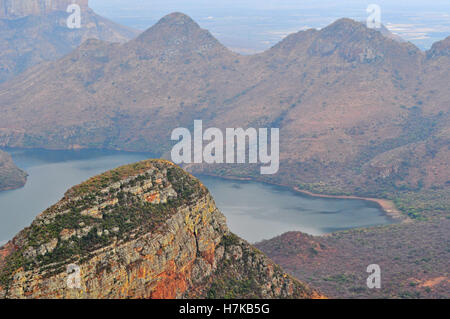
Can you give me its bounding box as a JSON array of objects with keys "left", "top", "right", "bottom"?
[
  {"left": 198, "top": 175, "right": 395, "bottom": 242},
  {"left": 0, "top": 148, "right": 151, "bottom": 244},
  {"left": 0, "top": 149, "right": 394, "bottom": 244}
]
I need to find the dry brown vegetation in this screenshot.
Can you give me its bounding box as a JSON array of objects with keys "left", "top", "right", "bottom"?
[
  {"left": 256, "top": 218, "right": 450, "bottom": 299},
  {"left": 0, "top": 12, "right": 448, "bottom": 298},
  {"left": 0, "top": 14, "right": 448, "bottom": 213}
]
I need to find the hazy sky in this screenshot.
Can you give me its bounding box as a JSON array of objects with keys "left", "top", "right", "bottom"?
[{"left": 91, "top": 0, "right": 450, "bottom": 53}]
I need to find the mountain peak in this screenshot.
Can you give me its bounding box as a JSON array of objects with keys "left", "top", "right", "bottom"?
[
  {"left": 321, "top": 18, "right": 368, "bottom": 36},
  {"left": 323, "top": 18, "right": 406, "bottom": 43},
  {"left": 328, "top": 17, "right": 362, "bottom": 28},
  {"left": 157, "top": 12, "right": 199, "bottom": 26},
  {"left": 427, "top": 36, "right": 450, "bottom": 58},
  {"left": 305, "top": 17, "right": 421, "bottom": 63},
  {"left": 135, "top": 12, "right": 225, "bottom": 56},
  {"left": 0, "top": 160, "right": 320, "bottom": 299},
  {"left": 137, "top": 12, "right": 203, "bottom": 42}
]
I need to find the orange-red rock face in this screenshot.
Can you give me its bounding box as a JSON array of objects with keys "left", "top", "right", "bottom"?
[
  {"left": 0, "top": 242, "right": 15, "bottom": 267},
  {"left": 0, "top": 160, "right": 321, "bottom": 299},
  {"left": 3, "top": 194, "right": 224, "bottom": 299}
]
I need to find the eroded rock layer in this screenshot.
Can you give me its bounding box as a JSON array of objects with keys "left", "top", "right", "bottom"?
[{"left": 0, "top": 159, "right": 321, "bottom": 299}]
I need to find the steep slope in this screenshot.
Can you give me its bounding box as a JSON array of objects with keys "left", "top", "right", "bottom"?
[
  {"left": 0, "top": 0, "right": 138, "bottom": 83},
  {"left": 0, "top": 160, "right": 321, "bottom": 299},
  {"left": 0, "top": 12, "right": 244, "bottom": 152},
  {"left": 190, "top": 19, "right": 449, "bottom": 214},
  {"left": 378, "top": 25, "right": 405, "bottom": 43},
  {"left": 0, "top": 149, "right": 26, "bottom": 191},
  {"left": 0, "top": 13, "right": 448, "bottom": 213}
]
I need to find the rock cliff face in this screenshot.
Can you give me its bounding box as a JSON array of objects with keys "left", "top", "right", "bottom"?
[
  {"left": 0, "top": 160, "right": 321, "bottom": 299},
  {"left": 0, "top": 0, "right": 138, "bottom": 83},
  {"left": 0, "top": 150, "right": 26, "bottom": 191},
  {"left": 0, "top": 0, "right": 88, "bottom": 18}
]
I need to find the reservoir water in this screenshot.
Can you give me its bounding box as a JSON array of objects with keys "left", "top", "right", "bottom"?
[
  {"left": 200, "top": 176, "right": 395, "bottom": 242},
  {"left": 0, "top": 149, "right": 395, "bottom": 244}
]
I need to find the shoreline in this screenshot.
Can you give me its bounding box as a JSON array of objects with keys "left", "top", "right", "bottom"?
[
  {"left": 194, "top": 172, "right": 406, "bottom": 222},
  {"left": 290, "top": 187, "right": 405, "bottom": 221},
  {"left": 1, "top": 149, "right": 405, "bottom": 221},
  {"left": 0, "top": 180, "right": 26, "bottom": 192}
]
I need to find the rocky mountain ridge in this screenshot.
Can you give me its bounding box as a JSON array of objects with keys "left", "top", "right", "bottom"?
[
  {"left": 0, "top": 12, "right": 447, "bottom": 215},
  {"left": 0, "top": 159, "right": 321, "bottom": 299}
]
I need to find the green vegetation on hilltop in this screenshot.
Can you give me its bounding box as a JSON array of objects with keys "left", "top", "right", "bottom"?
[{"left": 0, "top": 160, "right": 206, "bottom": 289}]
